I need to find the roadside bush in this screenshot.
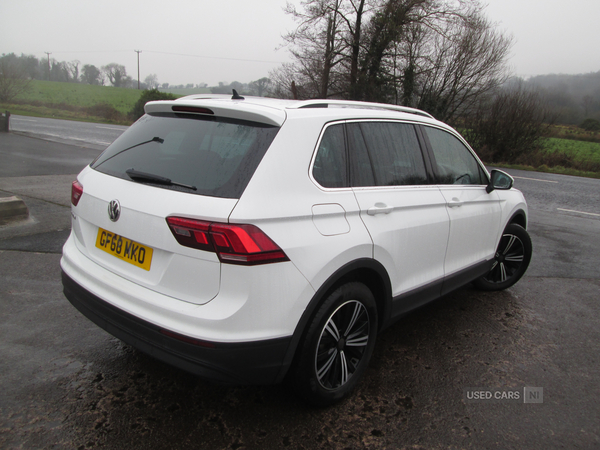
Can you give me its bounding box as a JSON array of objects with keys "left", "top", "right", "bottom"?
[
  {"left": 463, "top": 83, "right": 555, "bottom": 163},
  {"left": 580, "top": 118, "right": 600, "bottom": 132},
  {"left": 0, "top": 57, "right": 31, "bottom": 102},
  {"left": 129, "top": 89, "right": 177, "bottom": 121},
  {"left": 86, "top": 103, "right": 126, "bottom": 122}
]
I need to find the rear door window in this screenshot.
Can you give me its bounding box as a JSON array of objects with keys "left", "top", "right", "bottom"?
[
  {"left": 92, "top": 113, "right": 279, "bottom": 199},
  {"left": 348, "top": 122, "right": 429, "bottom": 187}
]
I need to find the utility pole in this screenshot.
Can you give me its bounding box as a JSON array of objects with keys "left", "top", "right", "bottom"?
[
  {"left": 44, "top": 52, "right": 51, "bottom": 81},
  {"left": 135, "top": 50, "right": 142, "bottom": 89}
]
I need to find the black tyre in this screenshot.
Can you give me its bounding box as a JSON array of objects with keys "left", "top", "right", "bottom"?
[
  {"left": 290, "top": 282, "right": 378, "bottom": 406},
  {"left": 474, "top": 223, "right": 532, "bottom": 291}
]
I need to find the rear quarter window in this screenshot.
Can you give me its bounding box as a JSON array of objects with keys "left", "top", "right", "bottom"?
[{"left": 312, "top": 124, "right": 348, "bottom": 188}]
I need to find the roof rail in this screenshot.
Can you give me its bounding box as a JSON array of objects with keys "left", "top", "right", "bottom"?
[{"left": 293, "top": 99, "right": 434, "bottom": 119}]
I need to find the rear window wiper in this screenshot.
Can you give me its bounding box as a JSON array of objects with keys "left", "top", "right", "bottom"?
[
  {"left": 95, "top": 136, "right": 164, "bottom": 168},
  {"left": 126, "top": 168, "right": 197, "bottom": 191}
]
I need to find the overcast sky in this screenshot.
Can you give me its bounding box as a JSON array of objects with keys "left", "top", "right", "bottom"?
[{"left": 1, "top": 0, "right": 599, "bottom": 87}]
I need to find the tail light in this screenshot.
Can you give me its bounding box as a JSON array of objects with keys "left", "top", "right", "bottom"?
[
  {"left": 166, "top": 217, "right": 289, "bottom": 266},
  {"left": 71, "top": 181, "right": 83, "bottom": 206}
]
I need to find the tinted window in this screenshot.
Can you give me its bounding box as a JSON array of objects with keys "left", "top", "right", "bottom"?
[
  {"left": 423, "top": 126, "right": 486, "bottom": 185},
  {"left": 313, "top": 124, "right": 348, "bottom": 188},
  {"left": 349, "top": 122, "right": 428, "bottom": 186},
  {"left": 347, "top": 123, "right": 375, "bottom": 187},
  {"left": 92, "top": 113, "right": 279, "bottom": 198}
]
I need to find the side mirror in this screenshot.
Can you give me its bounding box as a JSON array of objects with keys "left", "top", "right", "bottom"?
[{"left": 486, "top": 169, "right": 514, "bottom": 193}]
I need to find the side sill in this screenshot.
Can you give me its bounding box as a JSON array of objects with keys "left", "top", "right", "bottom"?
[{"left": 388, "top": 259, "right": 494, "bottom": 325}]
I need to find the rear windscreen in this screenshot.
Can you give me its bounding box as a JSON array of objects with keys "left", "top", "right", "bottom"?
[{"left": 91, "top": 113, "right": 279, "bottom": 198}]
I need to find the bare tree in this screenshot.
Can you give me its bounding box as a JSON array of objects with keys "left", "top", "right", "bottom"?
[
  {"left": 144, "top": 74, "right": 159, "bottom": 90},
  {"left": 413, "top": 11, "right": 512, "bottom": 122},
  {"left": 463, "top": 81, "right": 556, "bottom": 163},
  {"left": 67, "top": 60, "right": 80, "bottom": 83},
  {"left": 278, "top": 0, "right": 372, "bottom": 98},
  {"left": 276, "top": 0, "right": 512, "bottom": 119},
  {"left": 352, "top": 0, "right": 430, "bottom": 102},
  {"left": 249, "top": 77, "right": 272, "bottom": 96},
  {"left": 82, "top": 64, "right": 102, "bottom": 85},
  {"left": 20, "top": 54, "right": 41, "bottom": 80},
  {"left": 102, "top": 63, "right": 129, "bottom": 87},
  {"left": 0, "top": 57, "right": 31, "bottom": 102}
]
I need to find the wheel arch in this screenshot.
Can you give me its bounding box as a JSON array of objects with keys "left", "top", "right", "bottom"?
[
  {"left": 274, "top": 258, "right": 392, "bottom": 383},
  {"left": 508, "top": 209, "right": 528, "bottom": 229}
]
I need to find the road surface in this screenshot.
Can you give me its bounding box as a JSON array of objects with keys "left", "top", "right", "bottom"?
[
  {"left": 0, "top": 123, "right": 599, "bottom": 449},
  {"left": 9, "top": 114, "right": 127, "bottom": 149}
]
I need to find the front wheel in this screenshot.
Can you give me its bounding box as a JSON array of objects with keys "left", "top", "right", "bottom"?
[
  {"left": 289, "top": 282, "right": 378, "bottom": 406},
  {"left": 474, "top": 223, "right": 532, "bottom": 291}
]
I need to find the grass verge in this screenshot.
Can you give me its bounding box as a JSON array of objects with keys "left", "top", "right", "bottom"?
[
  {"left": 487, "top": 162, "right": 600, "bottom": 179},
  {"left": 0, "top": 102, "right": 131, "bottom": 124}
]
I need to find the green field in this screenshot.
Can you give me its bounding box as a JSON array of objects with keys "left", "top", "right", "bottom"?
[
  {"left": 0, "top": 80, "right": 176, "bottom": 124},
  {"left": 544, "top": 138, "right": 600, "bottom": 164},
  {"left": 12, "top": 80, "right": 142, "bottom": 113}
]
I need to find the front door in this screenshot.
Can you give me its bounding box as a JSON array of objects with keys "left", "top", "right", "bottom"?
[{"left": 421, "top": 126, "right": 502, "bottom": 279}]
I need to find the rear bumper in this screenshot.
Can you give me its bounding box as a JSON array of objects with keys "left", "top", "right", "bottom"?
[{"left": 62, "top": 270, "right": 292, "bottom": 385}]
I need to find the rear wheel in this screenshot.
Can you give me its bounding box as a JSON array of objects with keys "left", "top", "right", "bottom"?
[
  {"left": 290, "top": 282, "right": 378, "bottom": 406},
  {"left": 474, "top": 223, "right": 532, "bottom": 291}
]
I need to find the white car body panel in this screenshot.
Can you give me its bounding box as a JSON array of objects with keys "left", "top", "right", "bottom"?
[
  {"left": 62, "top": 235, "right": 314, "bottom": 342},
  {"left": 439, "top": 185, "right": 503, "bottom": 276},
  {"left": 72, "top": 166, "right": 237, "bottom": 305},
  {"left": 353, "top": 185, "right": 450, "bottom": 297}
]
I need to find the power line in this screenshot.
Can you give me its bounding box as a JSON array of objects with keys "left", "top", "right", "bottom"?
[
  {"left": 145, "top": 50, "right": 286, "bottom": 65},
  {"left": 48, "top": 50, "right": 132, "bottom": 54},
  {"left": 41, "top": 49, "right": 287, "bottom": 65}
]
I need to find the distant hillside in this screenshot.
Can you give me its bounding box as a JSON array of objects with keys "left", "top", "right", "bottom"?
[{"left": 523, "top": 71, "right": 600, "bottom": 124}]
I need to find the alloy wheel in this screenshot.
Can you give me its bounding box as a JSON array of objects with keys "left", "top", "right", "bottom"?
[
  {"left": 314, "top": 300, "right": 370, "bottom": 390},
  {"left": 484, "top": 232, "right": 526, "bottom": 284}
]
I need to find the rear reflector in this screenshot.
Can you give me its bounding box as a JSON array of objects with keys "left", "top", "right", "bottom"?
[
  {"left": 159, "top": 329, "right": 216, "bottom": 348},
  {"left": 71, "top": 181, "right": 83, "bottom": 206},
  {"left": 166, "top": 217, "right": 289, "bottom": 266}
]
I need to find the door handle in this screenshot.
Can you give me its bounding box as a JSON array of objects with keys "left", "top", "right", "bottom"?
[
  {"left": 447, "top": 198, "right": 463, "bottom": 208},
  {"left": 367, "top": 203, "right": 393, "bottom": 215}
]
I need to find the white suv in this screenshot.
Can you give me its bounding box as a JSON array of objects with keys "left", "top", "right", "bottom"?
[{"left": 61, "top": 94, "right": 532, "bottom": 405}]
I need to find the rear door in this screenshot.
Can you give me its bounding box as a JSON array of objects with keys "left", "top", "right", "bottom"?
[{"left": 348, "top": 121, "right": 450, "bottom": 300}]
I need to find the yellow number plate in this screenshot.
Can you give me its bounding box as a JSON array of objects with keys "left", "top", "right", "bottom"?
[{"left": 95, "top": 228, "right": 153, "bottom": 271}]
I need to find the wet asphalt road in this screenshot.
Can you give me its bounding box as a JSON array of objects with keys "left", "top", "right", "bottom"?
[
  {"left": 1, "top": 128, "right": 599, "bottom": 449},
  {"left": 8, "top": 115, "right": 127, "bottom": 151}
]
